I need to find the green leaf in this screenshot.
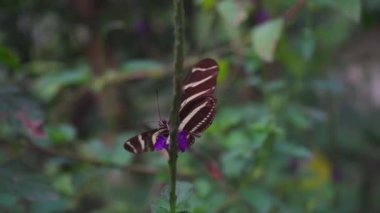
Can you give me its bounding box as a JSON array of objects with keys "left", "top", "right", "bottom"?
[
  {"left": 154, "top": 181, "right": 193, "bottom": 212},
  {"left": 0, "top": 46, "right": 20, "bottom": 69},
  {"left": 244, "top": 53, "right": 262, "bottom": 74},
  {"left": 277, "top": 38, "right": 306, "bottom": 77},
  {"left": 25, "top": 60, "right": 64, "bottom": 75},
  {"left": 217, "top": 0, "right": 247, "bottom": 26},
  {"left": 208, "top": 107, "right": 245, "bottom": 132},
  {"left": 251, "top": 18, "right": 284, "bottom": 62},
  {"left": 32, "top": 199, "right": 68, "bottom": 213},
  {"left": 33, "top": 68, "right": 89, "bottom": 101},
  {"left": 275, "top": 142, "right": 313, "bottom": 158},
  {"left": 314, "top": 0, "right": 361, "bottom": 22},
  {"left": 240, "top": 187, "right": 275, "bottom": 212},
  {"left": 199, "top": 0, "right": 216, "bottom": 10},
  {"left": 109, "top": 133, "right": 134, "bottom": 165},
  {"left": 46, "top": 123, "right": 76, "bottom": 144},
  {"left": 78, "top": 139, "right": 107, "bottom": 160},
  {"left": 122, "top": 59, "right": 165, "bottom": 74},
  {"left": 153, "top": 207, "right": 170, "bottom": 213},
  {"left": 251, "top": 131, "right": 269, "bottom": 149},
  {"left": 0, "top": 162, "right": 59, "bottom": 202},
  {"left": 52, "top": 174, "right": 74, "bottom": 196},
  {"left": 175, "top": 181, "right": 194, "bottom": 206},
  {"left": 0, "top": 193, "right": 17, "bottom": 208},
  {"left": 221, "top": 149, "right": 248, "bottom": 178},
  {"left": 194, "top": 10, "right": 215, "bottom": 48},
  {"left": 223, "top": 131, "right": 249, "bottom": 149},
  {"left": 336, "top": 0, "right": 361, "bottom": 22},
  {"left": 299, "top": 28, "right": 316, "bottom": 60},
  {"left": 194, "top": 179, "right": 211, "bottom": 198},
  {"left": 216, "top": 58, "right": 229, "bottom": 84},
  {"left": 284, "top": 104, "right": 314, "bottom": 130},
  {"left": 263, "top": 79, "right": 287, "bottom": 93},
  {"left": 217, "top": 0, "right": 248, "bottom": 40}
]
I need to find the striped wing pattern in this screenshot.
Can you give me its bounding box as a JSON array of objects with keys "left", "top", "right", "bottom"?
[
  {"left": 124, "top": 58, "right": 218, "bottom": 153},
  {"left": 179, "top": 96, "right": 216, "bottom": 136},
  {"left": 124, "top": 127, "right": 169, "bottom": 153},
  {"left": 180, "top": 58, "right": 218, "bottom": 110}
]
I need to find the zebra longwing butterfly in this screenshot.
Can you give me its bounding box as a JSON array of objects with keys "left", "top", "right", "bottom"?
[{"left": 124, "top": 58, "right": 218, "bottom": 153}]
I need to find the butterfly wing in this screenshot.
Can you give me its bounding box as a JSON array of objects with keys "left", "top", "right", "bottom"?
[
  {"left": 124, "top": 58, "right": 218, "bottom": 154},
  {"left": 179, "top": 58, "right": 218, "bottom": 139},
  {"left": 180, "top": 58, "right": 219, "bottom": 111},
  {"left": 124, "top": 127, "right": 169, "bottom": 153},
  {"left": 179, "top": 96, "right": 216, "bottom": 136}
]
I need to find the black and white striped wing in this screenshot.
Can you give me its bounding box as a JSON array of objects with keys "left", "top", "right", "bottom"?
[
  {"left": 179, "top": 96, "right": 216, "bottom": 136},
  {"left": 179, "top": 58, "right": 218, "bottom": 137},
  {"left": 124, "top": 128, "right": 169, "bottom": 153},
  {"left": 124, "top": 58, "right": 218, "bottom": 154},
  {"left": 180, "top": 58, "right": 218, "bottom": 111}
]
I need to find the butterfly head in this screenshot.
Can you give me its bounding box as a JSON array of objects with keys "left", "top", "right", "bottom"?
[{"left": 159, "top": 120, "right": 169, "bottom": 129}]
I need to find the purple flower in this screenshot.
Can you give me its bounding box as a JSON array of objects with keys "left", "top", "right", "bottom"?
[
  {"left": 253, "top": 9, "right": 270, "bottom": 25},
  {"left": 154, "top": 135, "right": 168, "bottom": 151},
  {"left": 133, "top": 18, "right": 149, "bottom": 34},
  {"left": 177, "top": 131, "right": 189, "bottom": 152},
  {"left": 332, "top": 165, "right": 344, "bottom": 182}
]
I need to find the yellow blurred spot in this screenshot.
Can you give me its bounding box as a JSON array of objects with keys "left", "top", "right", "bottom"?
[
  {"left": 251, "top": 166, "right": 263, "bottom": 179},
  {"left": 201, "top": 0, "right": 216, "bottom": 10},
  {"left": 217, "top": 59, "right": 229, "bottom": 84},
  {"left": 306, "top": 199, "right": 317, "bottom": 211},
  {"left": 301, "top": 150, "right": 331, "bottom": 190}
]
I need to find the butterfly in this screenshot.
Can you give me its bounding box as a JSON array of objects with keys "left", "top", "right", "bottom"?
[{"left": 124, "top": 58, "right": 218, "bottom": 153}]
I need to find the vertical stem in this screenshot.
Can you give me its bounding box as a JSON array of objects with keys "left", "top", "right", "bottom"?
[{"left": 169, "top": 0, "right": 185, "bottom": 212}]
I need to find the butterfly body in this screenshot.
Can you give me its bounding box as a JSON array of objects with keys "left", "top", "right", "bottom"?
[{"left": 124, "top": 58, "right": 219, "bottom": 153}]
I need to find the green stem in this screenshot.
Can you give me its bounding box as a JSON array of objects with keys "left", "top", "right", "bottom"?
[{"left": 169, "top": 0, "right": 185, "bottom": 212}]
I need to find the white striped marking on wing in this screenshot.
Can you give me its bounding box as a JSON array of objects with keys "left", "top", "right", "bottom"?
[
  {"left": 138, "top": 134, "right": 145, "bottom": 150},
  {"left": 152, "top": 128, "right": 166, "bottom": 145},
  {"left": 191, "top": 102, "right": 215, "bottom": 132},
  {"left": 180, "top": 87, "right": 215, "bottom": 109},
  {"left": 192, "top": 65, "right": 218, "bottom": 73},
  {"left": 183, "top": 73, "right": 216, "bottom": 90},
  {"left": 125, "top": 141, "right": 137, "bottom": 153},
  {"left": 179, "top": 100, "right": 208, "bottom": 130}
]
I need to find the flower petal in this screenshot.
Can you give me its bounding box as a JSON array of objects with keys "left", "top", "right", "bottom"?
[
  {"left": 177, "top": 131, "right": 189, "bottom": 152},
  {"left": 154, "top": 135, "right": 168, "bottom": 151}
]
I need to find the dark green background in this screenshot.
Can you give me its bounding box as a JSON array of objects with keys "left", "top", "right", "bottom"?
[{"left": 1, "top": 0, "right": 379, "bottom": 212}]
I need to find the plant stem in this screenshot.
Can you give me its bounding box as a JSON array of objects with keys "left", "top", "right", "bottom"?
[{"left": 169, "top": 0, "right": 185, "bottom": 212}]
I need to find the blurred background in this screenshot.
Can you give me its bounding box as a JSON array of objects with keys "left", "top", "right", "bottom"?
[{"left": 1, "top": 0, "right": 379, "bottom": 212}]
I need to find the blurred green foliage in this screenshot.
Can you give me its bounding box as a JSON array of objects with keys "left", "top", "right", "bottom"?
[{"left": 1, "top": 0, "right": 380, "bottom": 212}]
